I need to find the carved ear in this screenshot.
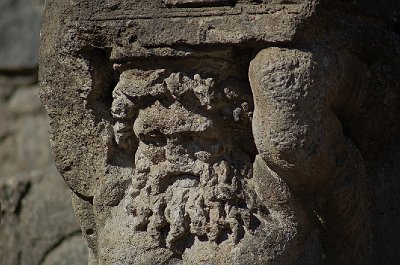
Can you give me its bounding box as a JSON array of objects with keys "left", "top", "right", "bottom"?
[
  {"left": 248, "top": 47, "right": 308, "bottom": 173},
  {"left": 249, "top": 47, "right": 347, "bottom": 187}
]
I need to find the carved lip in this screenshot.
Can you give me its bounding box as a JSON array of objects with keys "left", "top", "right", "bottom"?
[{"left": 159, "top": 173, "right": 200, "bottom": 192}]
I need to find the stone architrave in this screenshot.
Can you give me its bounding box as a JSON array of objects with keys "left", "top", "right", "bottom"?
[{"left": 39, "top": 0, "right": 400, "bottom": 264}]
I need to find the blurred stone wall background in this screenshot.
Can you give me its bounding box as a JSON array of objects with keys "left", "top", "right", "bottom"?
[{"left": 0, "top": 0, "right": 88, "bottom": 264}]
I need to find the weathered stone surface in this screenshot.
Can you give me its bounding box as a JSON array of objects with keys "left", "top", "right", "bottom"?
[
  {"left": 0, "top": 167, "right": 81, "bottom": 265},
  {"left": 0, "top": 79, "right": 88, "bottom": 265},
  {"left": 41, "top": 235, "right": 89, "bottom": 265},
  {"left": 39, "top": 0, "right": 400, "bottom": 264},
  {"left": 0, "top": 0, "right": 89, "bottom": 263},
  {"left": 0, "top": 0, "right": 43, "bottom": 69}
]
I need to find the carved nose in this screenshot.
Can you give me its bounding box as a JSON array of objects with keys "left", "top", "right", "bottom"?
[{"left": 163, "top": 0, "right": 234, "bottom": 7}]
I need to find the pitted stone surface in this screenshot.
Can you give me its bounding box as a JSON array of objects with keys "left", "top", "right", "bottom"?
[
  {"left": 0, "top": 80, "right": 89, "bottom": 265},
  {"left": 39, "top": 0, "right": 400, "bottom": 264}
]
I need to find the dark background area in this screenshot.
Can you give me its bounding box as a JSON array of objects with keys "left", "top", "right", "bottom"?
[{"left": 0, "top": 0, "right": 88, "bottom": 264}]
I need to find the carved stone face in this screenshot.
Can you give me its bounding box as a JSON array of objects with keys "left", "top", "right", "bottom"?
[
  {"left": 110, "top": 60, "right": 265, "bottom": 253},
  {"left": 39, "top": 0, "right": 400, "bottom": 263}
]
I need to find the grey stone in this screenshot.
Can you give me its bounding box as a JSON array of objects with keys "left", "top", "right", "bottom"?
[
  {"left": 0, "top": 0, "right": 89, "bottom": 264},
  {"left": 41, "top": 235, "right": 89, "bottom": 265},
  {"left": 8, "top": 86, "right": 43, "bottom": 114},
  {"left": 39, "top": 0, "right": 400, "bottom": 264},
  {"left": 0, "top": 82, "right": 88, "bottom": 264},
  {"left": 0, "top": 167, "right": 88, "bottom": 265},
  {"left": 0, "top": 0, "right": 43, "bottom": 69},
  {"left": 0, "top": 85, "right": 53, "bottom": 175}
]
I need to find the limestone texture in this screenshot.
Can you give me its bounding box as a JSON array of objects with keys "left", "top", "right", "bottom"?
[
  {"left": 0, "top": 75, "right": 89, "bottom": 265},
  {"left": 0, "top": 1, "right": 88, "bottom": 263},
  {"left": 39, "top": 0, "right": 400, "bottom": 264}
]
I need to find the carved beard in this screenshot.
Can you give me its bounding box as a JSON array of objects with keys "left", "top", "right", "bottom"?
[
  {"left": 111, "top": 67, "right": 263, "bottom": 252},
  {"left": 127, "top": 154, "right": 261, "bottom": 252}
]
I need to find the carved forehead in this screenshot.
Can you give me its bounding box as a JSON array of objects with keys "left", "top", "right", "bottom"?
[{"left": 113, "top": 68, "right": 252, "bottom": 104}]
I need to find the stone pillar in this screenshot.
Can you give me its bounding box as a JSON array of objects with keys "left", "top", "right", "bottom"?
[{"left": 39, "top": 0, "right": 400, "bottom": 264}]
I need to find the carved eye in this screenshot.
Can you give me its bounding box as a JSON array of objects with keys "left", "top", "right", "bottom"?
[
  {"left": 138, "top": 129, "right": 167, "bottom": 147},
  {"left": 163, "top": 0, "right": 235, "bottom": 8}
]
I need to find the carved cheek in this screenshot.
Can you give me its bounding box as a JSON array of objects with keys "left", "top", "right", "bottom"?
[{"left": 135, "top": 141, "right": 166, "bottom": 166}]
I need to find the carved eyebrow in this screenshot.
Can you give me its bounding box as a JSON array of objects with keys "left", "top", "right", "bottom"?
[
  {"left": 114, "top": 69, "right": 169, "bottom": 100},
  {"left": 118, "top": 83, "right": 167, "bottom": 101}
]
